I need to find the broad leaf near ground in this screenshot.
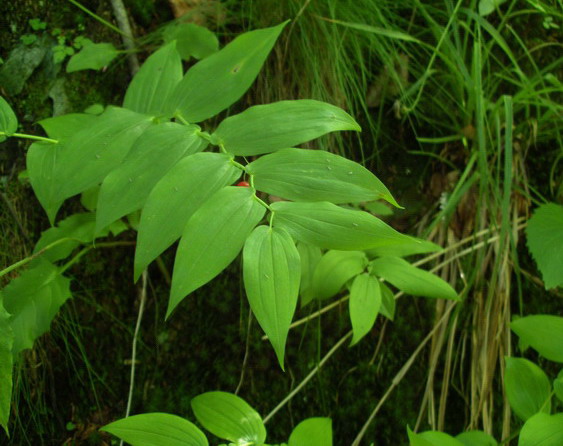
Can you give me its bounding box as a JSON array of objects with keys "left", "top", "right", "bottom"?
[
  {"left": 167, "top": 21, "right": 288, "bottom": 123},
  {"left": 101, "top": 413, "right": 208, "bottom": 446},
  {"left": 288, "top": 418, "right": 332, "bottom": 446},
  {"left": 0, "top": 95, "right": 17, "bottom": 142},
  {"left": 271, "top": 201, "right": 412, "bottom": 250},
  {"left": 296, "top": 242, "right": 322, "bottom": 306},
  {"left": 511, "top": 315, "right": 563, "bottom": 363},
  {"left": 505, "top": 357, "right": 551, "bottom": 421},
  {"left": 311, "top": 250, "right": 367, "bottom": 301},
  {"left": 526, "top": 203, "right": 563, "bottom": 289},
  {"left": 191, "top": 392, "right": 266, "bottom": 445},
  {"left": 243, "top": 226, "right": 300, "bottom": 368},
  {"left": 214, "top": 101, "right": 361, "bottom": 156},
  {"left": 162, "top": 23, "right": 218, "bottom": 60},
  {"left": 96, "top": 123, "right": 206, "bottom": 231},
  {"left": 370, "top": 257, "right": 459, "bottom": 301},
  {"left": 349, "top": 273, "right": 381, "bottom": 345},
  {"left": 123, "top": 41, "right": 183, "bottom": 116},
  {"left": 168, "top": 187, "right": 265, "bottom": 317},
  {"left": 455, "top": 431, "right": 497, "bottom": 446},
  {"left": 66, "top": 42, "right": 119, "bottom": 72},
  {"left": 246, "top": 148, "right": 397, "bottom": 206},
  {"left": 134, "top": 153, "right": 241, "bottom": 280},
  {"left": 518, "top": 413, "right": 563, "bottom": 446},
  {"left": 0, "top": 302, "right": 13, "bottom": 434},
  {"left": 0, "top": 259, "right": 71, "bottom": 355}
]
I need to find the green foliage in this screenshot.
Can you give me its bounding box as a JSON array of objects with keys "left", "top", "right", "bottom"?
[
  {"left": 0, "top": 95, "right": 18, "bottom": 142},
  {"left": 455, "top": 431, "right": 497, "bottom": 446},
  {"left": 162, "top": 22, "right": 218, "bottom": 61},
  {"left": 0, "top": 304, "right": 13, "bottom": 435},
  {"left": 310, "top": 250, "right": 367, "bottom": 301},
  {"left": 66, "top": 42, "right": 119, "bottom": 72},
  {"left": 288, "top": 417, "right": 332, "bottom": 446},
  {"left": 526, "top": 203, "right": 563, "bottom": 289},
  {"left": 518, "top": 413, "right": 563, "bottom": 446},
  {"left": 511, "top": 315, "right": 563, "bottom": 362},
  {"left": 349, "top": 273, "right": 381, "bottom": 345}
]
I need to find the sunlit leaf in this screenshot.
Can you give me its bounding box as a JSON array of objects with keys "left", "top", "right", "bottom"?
[
  {"left": 96, "top": 123, "right": 206, "bottom": 231},
  {"left": 191, "top": 392, "right": 266, "bottom": 445},
  {"left": 247, "top": 148, "right": 397, "bottom": 207},
  {"left": 214, "top": 101, "right": 361, "bottom": 156},
  {"left": 349, "top": 274, "right": 381, "bottom": 345},
  {"left": 296, "top": 242, "right": 322, "bottom": 306},
  {"left": 518, "top": 413, "right": 563, "bottom": 446},
  {"left": 0, "top": 95, "right": 18, "bottom": 142},
  {"left": 101, "top": 413, "right": 208, "bottom": 446},
  {"left": 66, "top": 42, "right": 118, "bottom": 72},
  {"left": 0, "top": 259, "right": 71, "bottom": 355},
  {"left": 479, "top": 0, "right": 507, "bottom": 16},
  {"left": 379, "top": 282, "right": 396, "bottom": 320},
  {"left": 288, "top": 418, "right": 332, "bottom": 446},
  {"left": 511, "top": 315, "right": 563, "bottom": 363},
  {"left": 167, "top": 21, "right": 288, "bottom": 123},
  {"left": 370, "top": 257, "right": 459, "bottom": 301},
  {"left": 455, "top": 431, "right": 497, "bottom": 446},
  {"left": 168, "top": 187, "right": 265, "bottom": 317},
  {"left": 243, "top": 226, "right": 300, "bottom": 368},
  {"left": 163, "top": 23, "right": 218, "bottom": 60},
  {"left": 134, "top": 153, "right": 240, "bottom": 280},
  {"left": 554, "top": 370, "right": 563, "bottom": 404},
  {"left": 408, "top": 427, "right": 464, "bottom": 446},
  {"left": 272, "top": 201, "right": 412, "bottom": 250},
  {"left": 366, "top": 236, "right": 442, "bottom": 258},
  {"left": 311, "top": 250, "right": 367, "bottom": 301},
  {"left": 0, "top": 302, "right": 13, "bottom": 434},
  {"left": 123, "top": 41, "right": 183, "bottom": 116},
  {"left": 526, "top": 203, "right": 563, "bottom": 289}
]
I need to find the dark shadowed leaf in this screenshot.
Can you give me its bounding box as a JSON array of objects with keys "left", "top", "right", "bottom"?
[
  {"left": 0, "top": 95, "right": 18, "bottom": 142},
  {"left": 163, "top": 23, "right": 218, "bottom": 60},
  {"left": 296, "top": 242, "right": 322, "bottom": 306},
  {"left": 0, "top": 302, "right": 13, "bottom": 434},
  {"left": 311, "top": 250, "right": 367, "bottom": 301}
]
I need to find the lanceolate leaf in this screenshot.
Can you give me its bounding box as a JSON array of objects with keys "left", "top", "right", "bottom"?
[
  {"left": 247, "top": 148, "right": 397, "bottom": 206},
  {"left": 167, "top": 21, "right": 288, "bottom": 123},
  {"left": 191, "top": 392, "right": 266, "bottom": 445},
  {"left": 0, "top": 259, "right": 71, "bottom": 355},
  {"left": 379, "top": 282, "right": 396, "bottom": 320},
  {"left": 168, "top": 187, "right": 265, "bottom": 317},
  {"left": 0, "top": 95, "right": 18, "bottom": 142},
  {"left": 66, "top": 42, "right": 119, "bottom": 72},
  {"left": 214, "top": 101, "right": 361, "bottom": 156},
  {"left": 163, "top": 23, "right": 218, "bottom": 60},
  {"left": 518, "top": 413, "right": 563, "bottom": 446},
  {"left": 123, "top": 41, "right": 183, "bottom": 116},
  {"left": 296, "top": 242, "right": 322, "bottom": 306},
  {"left": 101, "top": 413, "right": 208, "bottom": 446},
  {"left": 288, "top": 418, "right": 332, "bottom": 446},
  {"left": 96, "top": 123, "right": 206, "bottom": 231},
  {"left": 311, "top": 250, "right": 367, "bottom": 301},
  {"left": 370, "top": 257, "right": 459, "bottom": 301},
  {"left": 134, "top": 153, "right": 241, "bottom": 280},
  {"left": 366, "top": 236, "right": 442, "bottom": 258},
  {"left": 511, "top": 315, "right": 563, "bottom": 363},
  {"left": 0, "top": 302, "right": 13, "bottom": 434},
  {"left": 349, "top": 273, "right": 381, "bottom": 345},
  {"left": 243, "top": 226, "right": 301, "bottom": 368},
  {"left": 504, "top": 357, "right": 551, "bottom": 421},
  {"left": 526, "top": 203, "right": 563, "bottom": 289},
  {"left": 271, "top": 201, "right": 412, "bottom": 250}
]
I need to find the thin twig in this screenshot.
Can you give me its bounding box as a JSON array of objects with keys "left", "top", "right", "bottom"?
[
  {"left": 110, "top": 0, "right": 140, "bottom": 75},
  {"left": 235, "top": 310, "right": 253, "bottom": 395}
]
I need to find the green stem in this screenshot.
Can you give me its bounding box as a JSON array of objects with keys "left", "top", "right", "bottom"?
[
  {"left": 252, "top": 194, "right": 272, "bottom": 212},
  {"left": 0, "top": 131, "right": 58, "bottom": 144},
  {"left": 230, "top": 159, "right": 247, "bottom": 172},
  {"left": 58, "top": 241, "right": 135, "bottom": 275},
  {"left": 175, "top": 113, "right": 191, "bottom": 126},
  {"left": 67, "top": 0, "right": 132, "bottom": 39},
  {"left": 218, "top": 143, "right": 228, "bottom": 154}
]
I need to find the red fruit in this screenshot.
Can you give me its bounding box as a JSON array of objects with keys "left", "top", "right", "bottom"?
[{"left": 236, "top": 181, "right": 250, "bottom": 187}]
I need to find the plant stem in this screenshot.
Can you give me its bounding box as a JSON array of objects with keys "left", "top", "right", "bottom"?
[
  {"left": 67, "top": 0, "right": 130, "bottom": 39},
  {"left": 109, "top": 0, "right": 139, "bottom": 75},
  {"left": 0, "top": 131, "right": 58, "bottom": 144}
]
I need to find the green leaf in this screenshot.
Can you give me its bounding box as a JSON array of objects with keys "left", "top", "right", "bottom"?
[
  {"left": 163, "top": 23, "right": 218, "bottom": 60},
  {"left": 288, "top": 418, "right": 332, "bottom": 446},
  {"left": 327, "top": 19, "right": 421, "bottom": 43},
  {"left": 479, "top": 0, "right": 507, "bottom": 16},
  {"left": 366, "top": 236, "right": 442, "bottom": 258},
  {"left": 0, "top": 302, "right": 13, "bottom": 435},
  {"left": 134, "top": 153, "right": 241, "bottom": 280},
  {"left": 511, "top": 315, "right": 563, "bottom": 363},
  {"left": 168, "top": 187, "right": 265, "bottom": 317},
  {"left": 167, "top": 21, "right": 288, "bottom": 123},
  {"left": 370, "top": 257, "right": 459, "bottom": 301},
  {"left": 96, "top": 123, "right": 206, "bottom": 231},
  {"left": 0, "top": 95, "right": 18, "bottom": 142},
  {"left": 311, "top": 250, "right": 367, "bottom": 301},
  {"left": 66, "top": 42, "right": 118, "bottom": 72},
  {"left": 505, "top": 357, "right": 551, "bottom": 421},
  {"left": 214, "top": 101, "right": 361, "bottom": 156},
  {"left": 349, "top": 274, "right": 381, "bottom": 345},
  {"left": 247, "top": 148, "right": 397, "bottom": 207},
  {"left": 379, "top": 283, "right": 396, "bottom": 320},
  {"left": 296, "top": 242, "right": 322, "bottom": 306},
  {"left": 271, "top": 201, "right": 413, "bottom": 250},
  {"left": 38, "top": 113, "right": 98, "bottom": 140},
  {"left": 408, "top": 428, "right": 464, "bottom": 446},
  {"left": 518, "top": 413, "right": 563, "bottom": 446},
  {"left": 526, "top": 203, "right": 563, "bottom": 289},
  {"left": 554, "top": 370, "right": 563, "bottom": 403},
  {"left": 101, "top": 413, "right": 208, "bottom": 446},
  {"left": 191, "top": 391, "right": 266, "bottom": 445},
  {"left": 123, "top": 41, "right": 183, "bottom": 117},
  {"left": 34, "top": 213, "right": 101, "bottom": 262},
  {"left": 455, "top": 431, "right": 497, "bottom": 446},
  {"left": 0, "top": 259, "right": 71, "bottom": 355},
  {"left": 243, "top": 226, "right": 300, "bottom": 368}
]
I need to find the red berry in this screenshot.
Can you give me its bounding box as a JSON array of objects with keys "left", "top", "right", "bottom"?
[{"left": 236, "top": 181, "right": 250, "bottom": 187}]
